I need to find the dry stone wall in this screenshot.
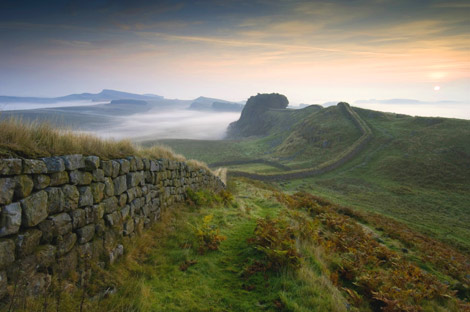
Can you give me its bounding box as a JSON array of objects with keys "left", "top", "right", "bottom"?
[{"left": 0, "top": 155, "right": 224, "bottom": 298}]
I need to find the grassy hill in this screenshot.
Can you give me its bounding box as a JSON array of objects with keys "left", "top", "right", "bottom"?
[
  {"left": 16, "top": 179, "right": 469, "bottom": 311},
  {"left": 2, "top": 100, "right": 470, "bottom": 311},
  {"left": 149, "top": 103, "right": 361, "bottom": 172},
  {"left": 154, "top": 103, "right": 470, "bottom": 252}
]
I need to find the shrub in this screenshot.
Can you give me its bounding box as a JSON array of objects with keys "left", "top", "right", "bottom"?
[
  {"left": 186, "top": 189, "right": 234, "bottom": 208},
  {"left": 195, "top": 215, "right": 226, "bottom": 254},
  {"left": 248, "top": 217, "right": 301, "bottom": 271},
  {"left": 276, "top": 192, "right": 467, "bottom": 311}
]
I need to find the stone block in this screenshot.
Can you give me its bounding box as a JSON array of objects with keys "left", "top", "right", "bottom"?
[
  {"left": 61, "top": 154, "right": 85, "bottom": 170},
  {"left": 130, "top": 197, "right": 144, "bottom": 211},
  {"left": 78, "top": 186, "right": 93, "bottom": 207},
  {"left": 102, "top": 196, "right": 118, "bottom": 214},
  {"left": 42, "top": 157, "right": 65, "bottom": 173},
  {"left": 0, "top": 202, "right": 21, "bottom": 237},
  {"left": 38, "top": 219, "right": 54, "bottom": 243},
  {"left": 113, "top": 175, "right": 127, "bottom": 195},
  {"left": 0, "top": 177, "right": 15, "bottom": 205},
  {"left": 35, "top": 244, "right": 57, "bottom": 269},
  {"left": 104, "top": 177, "right": 114, "bottom": 197},
  {"left": 118, "top": 159, "right": 130, "bottom": 174},
  {"left": 50, "top": 171, "right": 69, "bottom": 186},
  {"left": 92, "top": 203, "right": 105, "bottom": 221},
  {"left": 49, "top": 212, "right": 72, "bottom": 236},
  {"left": 0, "top": 158, "right": 22, "bottom": 175},
  {"left": 135, "top": 157, "right": 144, "bottom": 170},
  {"left": 21, "top": 190, "right": 48, "bottom": 227},
  {"left": 144, "top": 171, "right": 153, "bottom": 183},
  {"left": 23, "top": 159, "right": 47, "bottom": 174},
  {"left": 150, "top": 160, "right": 159, "bottom": 172},
  {"left": 127, "top": 157, "right": 137, "bottom": 171},
  {"left": 71, "top": 209, "right": 86, "bottom": 229},
  {"left": 142, "top": 158, "right": 150, "bottom": 170},
  {"left": 123, "top": 218, "right": 134, "bottom": 236},
  {"left": 104, "top": 211, "right": 121, "bottom": 227},
  {"left": 33, "top": 174, "right": 50, "bottom": 190},
  {"left": 111, "top": 161, "right": 120, "bottom": 178},
  {"left": 77, "top": 224, "right": 95, "bottom": 244},
  {"left": 84, "top": 156, "right": 100, "bottom": 171},
  {"left": 126, "top": 172, "right": 140, "bottom": 188},
  {"left": 56, "top": 233, "right": 77, "bottom": 257},
  {"left": 0, "top": 239, "right": 15, "bottom": 268},
  {"left": 90, "top": 182, "right": 105, "bottom": 203},
  {"left": 0, "top": 270, "right": 6, "bottom": 299},
  {"left": 69, "top": 170, "right": 93, "bottom": 185},
  {"left": 45, "top": 187, "right": 64, "bottom": 214},
  {"left": 16, "top": 229, "right": 42, "bottom": 258},
  {"left": 121, "top": 205, "right": 130, "bottom": 219},
  {"left": 62, "top": 184, "right": 79, "bottom": 211},
  {"left": 92, "top": 169, "right": 105, "bottom": 182},
  {"left": 95, "top": 220, "right": 106, "bottom": 237},
  {"left": 126, "top": 187, "right": 136, "bottom": 203},
  {"left": 117, "top": 193, "right": 127, "bottom": 208},
  {"left": 101, "top": 160, "right": 113, "bottom": 177}
]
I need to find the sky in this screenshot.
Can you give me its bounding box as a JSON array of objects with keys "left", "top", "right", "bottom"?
[{"left": 0, "top": 0, "right": 469, "bottom": 106}]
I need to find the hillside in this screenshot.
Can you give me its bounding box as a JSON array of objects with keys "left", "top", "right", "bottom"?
[
  {"left": 154, "top": 97, "right": 470, "bottom": 253},
  {"left": 1, "top": 99, "right": 469, "bottom": 311},
  {"left": 0, "top": 89, "right": 163, "bottom": 103},
  {"left": 7, "top": 179, "right": 469, "bottom": 311}
]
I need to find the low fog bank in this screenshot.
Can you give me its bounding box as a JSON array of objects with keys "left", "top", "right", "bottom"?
[
  {"left": 89, "top": 109, "right": 240, "bottom": 141},
  {"left": 353, "top": 101, "right": 470, "bottom": 120},
  {"left": 0, "top": 101, "right": 107, "bottom": 111}
]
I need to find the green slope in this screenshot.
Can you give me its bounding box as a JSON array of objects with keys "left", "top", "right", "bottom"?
[
  {"left": 152, "top": 103, "right": 470, "bottom": 251},
  {"left": 280, "top": 108, "right": 470, "bottom": 251}
]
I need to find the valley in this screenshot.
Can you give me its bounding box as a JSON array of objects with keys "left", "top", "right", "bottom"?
[
  {"left": 154, "top": 95, "right": 470, "bottom": 253},
  {"left": 1, "top": 92, "right": 469, "bottom": 311}
]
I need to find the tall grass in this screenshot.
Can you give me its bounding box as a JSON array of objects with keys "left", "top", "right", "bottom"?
[{"left": 0, "top": 117, "right": 206, "bottom": 168}]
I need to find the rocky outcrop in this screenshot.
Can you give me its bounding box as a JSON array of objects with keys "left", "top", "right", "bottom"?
[
  {"left": 0, "top": 155, "right": 224, "bottom": 299},
  {"left": 227, "top": 93, "right": 288, "bottom": 137}
]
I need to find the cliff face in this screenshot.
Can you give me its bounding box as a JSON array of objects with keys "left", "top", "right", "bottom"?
[
  {"left": 227, "top": 93, "right": 288, "bottom": 138},
  {"left": 0, "top": 155, "right": 224, "bottom": 299}
]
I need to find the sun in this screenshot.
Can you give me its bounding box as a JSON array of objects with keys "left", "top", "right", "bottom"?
[{"left": 434, "top": 86, "right": 440, "bottom": 91}]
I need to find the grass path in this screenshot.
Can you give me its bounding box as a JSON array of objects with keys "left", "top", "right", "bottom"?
[{"left": 80, "top": 180, "right": 348, "bottom": 312}]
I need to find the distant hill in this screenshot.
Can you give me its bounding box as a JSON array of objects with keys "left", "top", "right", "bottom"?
[
  {"left": 157, "top": 97, "right": 470, "bottom": 252},
  {"left": 110, "top": 99, "right": 148, "bottom": 105},
  {"left": 0, "top": 89, "right": 163, "bottom": 103},
  {"left": 188, "top": 97, "right": 244, "bottom": 112}
]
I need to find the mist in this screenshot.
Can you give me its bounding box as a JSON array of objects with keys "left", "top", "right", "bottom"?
[
  {"left": 353, "top": 101, "right": 470, "bottom": 120},
  {"left": 88, "top": 109, "right": 240, "bottom": 141},
  {"left": 0, "top": 101, "right": 107, "bottom": 111}
]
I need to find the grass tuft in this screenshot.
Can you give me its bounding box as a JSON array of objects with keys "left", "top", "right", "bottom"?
[{"left": 0, "top": 117, "right": 209, "bottom": 170}]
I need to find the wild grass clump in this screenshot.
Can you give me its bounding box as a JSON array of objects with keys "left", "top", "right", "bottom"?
[
  {"left": 277, "top": 192, "right": 469, "bottom": 311},
  {"left": 136, "top": 144, "right": 186, "bottom": 162},
  {"left": 0, "top": 118, "right": 209, "bottom": 170},
  {"left": 247, "top": 217, "right": 301, "bottom": 271},
  {"left": 194, "top": 214, "right": 226, "bottom": 254},
  {"left": 186, "top": 189, "right": 233, "bottom": 208}
]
